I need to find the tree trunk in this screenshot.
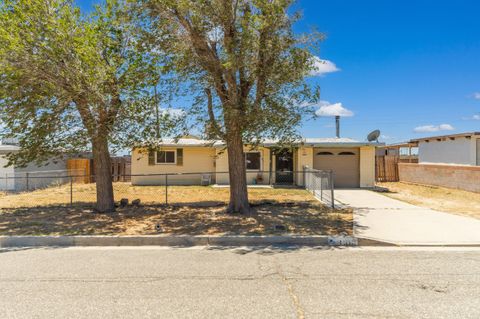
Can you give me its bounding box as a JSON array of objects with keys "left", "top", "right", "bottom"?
[
  {"left": 226, "top": 127, "right": 250, "bottom": 214},
  {"left": 92, "top": 135, "right": 115, "bottom": 213}
]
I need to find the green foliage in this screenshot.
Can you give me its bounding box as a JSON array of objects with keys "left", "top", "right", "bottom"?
[
  {"left": 0, "top": 0, "right": 181, "bottom": 167},
  {"left": 134, "top": 0, "right": 322, "bottom": 145}
]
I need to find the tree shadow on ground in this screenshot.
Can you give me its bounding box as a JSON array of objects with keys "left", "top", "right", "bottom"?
[
  {"left": 0, "top": 200, "right": 353, "bottom": 236},
  {"left": 0, "top": 245, "right": 353, "bottom": 256},
  {"left": 205, "top": 245, "right": 351, "bottom": 255}
]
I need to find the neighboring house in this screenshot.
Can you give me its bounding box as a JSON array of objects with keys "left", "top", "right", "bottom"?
[
  {"left": 0, "top": 143, "right": 19, "bottom": 190},
  {"left": 0, "top": 137, "right": 132, "bottom": 191},
  {"left": 410, "top": 132, "right": 480, "bottom": 166},
  {"left": 0, "top": 140, "right": 68, "bottom": 191},
  {"left": 397, "top": 132, "right": 480, "bottom": 193},
  {"left": 131, "top": 137, "right": 382, "bottom": 188}
]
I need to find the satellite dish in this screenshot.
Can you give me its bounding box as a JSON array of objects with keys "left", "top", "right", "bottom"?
[{"left": 367, "top": 130, "right": 381, "bottom": 142}]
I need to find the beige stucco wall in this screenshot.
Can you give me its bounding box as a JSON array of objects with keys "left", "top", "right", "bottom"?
[
  {"left": 360, "top": 146, "right": 376, "bottom": 187},
  {"left": 131, "top": 144, "right": 377, "bottom": 187},
  {"left": 131, "top": 147, "right": 216, "bottom": 185},
  {"left": 295, "top": 147, "right": 314, "bottom": 186},
  {"left": 215, "top": 146, "right": 272, "bottom": 185}
]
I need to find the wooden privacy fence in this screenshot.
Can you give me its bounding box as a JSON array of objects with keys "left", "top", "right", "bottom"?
[
  {"left": 376, "top": 155, "right": 399, "bottom": 182},
  {"left": 111, "top": 157, "right": 131, "bottom": 182},
  {"left": 67, "top": 158, "right": 92, "bottom": 183},
  {"left": 67, "top": 157, "right": 131, "bottom": 183}
]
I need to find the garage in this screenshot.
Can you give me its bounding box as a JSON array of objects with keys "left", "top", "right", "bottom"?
[{"left": 313, "top": 148, "right": 360, "bottom": 188}]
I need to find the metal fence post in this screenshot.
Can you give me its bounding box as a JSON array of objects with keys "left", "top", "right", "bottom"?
[
  {"left": 26, "top": 172, "right": 29, "bottom": 191},
  {"left": 320, "top": 173, "right": 323, "bottom": 201},
  {"left": 302, "top": 166, "right": 306, "bottom": 189},
  {"left": 165, "top": 174, "right": 168, "bottom": 205},
  {"left": 70, "top": 176, "right": 73, "bottom": 206},
  {"left": 330, "top": 170, "right": 335, "bottom": 209}
]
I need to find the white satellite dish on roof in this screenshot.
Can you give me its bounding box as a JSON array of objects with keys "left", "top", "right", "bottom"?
[{"left": 367, "top": 130, "right": 381, "bottom": 142}]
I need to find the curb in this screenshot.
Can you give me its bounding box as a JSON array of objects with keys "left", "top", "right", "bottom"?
[
  {"left": 4, "top": 235, "right": 477, "bottom": 248},
  {"left": 0, "top": 235, "right": 338, "bottom": 248}
]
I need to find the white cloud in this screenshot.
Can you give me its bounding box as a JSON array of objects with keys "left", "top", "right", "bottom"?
[
  {"left": 309, "top": 56, "right": 340, "bottom": 76},
  {"left": 413, "top": 124, "right": 454, "bottom": 133},
  {"left": 314, "top": 101, "right": 354, "bottom": 117},
  {"left": 160, "top": 108, "right": 185, "bottom": 118},
  {"left": 462, "top": 114, "right": 480, "bottom": 120},
  {"left": 380, "top": 135, "right": 393, "bottom": 140},
  {"left": 473, "top": 92, "right": 480, "bottom": 100}
]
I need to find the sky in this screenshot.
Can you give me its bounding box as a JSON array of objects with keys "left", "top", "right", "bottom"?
[{"left": 77, "top": 0, "right": 480, "bottom": 143}]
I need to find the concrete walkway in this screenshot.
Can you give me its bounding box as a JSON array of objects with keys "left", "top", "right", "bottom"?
[{"left": 334, "top": 189, "right": 480, "bottom": 245}]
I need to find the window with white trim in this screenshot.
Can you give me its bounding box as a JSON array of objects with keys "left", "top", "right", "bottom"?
[
  {"left": 245, "top": 152, "right": 261, "bottom": 170},
  {"left": 156, "top": 150, "right": 176, "bottom": 164}
]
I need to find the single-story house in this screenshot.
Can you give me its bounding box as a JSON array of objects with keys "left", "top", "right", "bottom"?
[
  {"left": 396, "top": 132, "right": 480, "bottom": 192},
  {"left": 410, "top": 132, "right": 480, "bottom": 166},
  {"left": 131, "top": 137, "right": 382, "bottom": 188},
  {"left": 0, "top": 142, "right": 68, "bottom": 191},
  {"left": 0, "top": 143, "right": 19, "bottom": 190}
]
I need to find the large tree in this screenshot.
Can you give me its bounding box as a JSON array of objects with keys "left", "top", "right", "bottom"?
[
  {"left": 136, "top": 0, "right": 321, "bottom": 213},
  {"left": 0, "top": 0, "right": 172, "bottom": 212}
]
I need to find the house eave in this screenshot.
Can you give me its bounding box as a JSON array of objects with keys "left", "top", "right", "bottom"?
[
  {"left": 304, "top": 142, "right": 384, "bottom": 148},
  {"left": 410, "top": 132, "right": 480, "bottom": 143},
  {"left": 132, "top": 138, "right": 384, "bottom": 149}
]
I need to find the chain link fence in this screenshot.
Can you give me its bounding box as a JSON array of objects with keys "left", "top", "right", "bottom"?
[
  {"left": 0, "top": 169, "right": 86, "bottom": 192},
  {"left": 0, "top": 169, "right": 335, "bottom": 208},
  {"left": 304, "top": 167, "right": 335, "bottom": 208}
]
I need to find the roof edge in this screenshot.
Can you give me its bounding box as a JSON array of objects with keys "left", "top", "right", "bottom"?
[{"left": 410, "top": 132, "right": 480, "bottom": 142}]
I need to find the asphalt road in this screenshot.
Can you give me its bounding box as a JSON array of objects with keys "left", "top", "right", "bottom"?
[{"left": 1, "top": 246, "right": 479, "bottom": 319}]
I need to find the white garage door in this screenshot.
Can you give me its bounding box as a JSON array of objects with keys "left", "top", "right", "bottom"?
[{"left": 313, "top": 148, "right": 360, "bottom": 188}]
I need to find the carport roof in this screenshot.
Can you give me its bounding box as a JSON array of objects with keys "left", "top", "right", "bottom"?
[{"left": 410, "top": 132, "right": 480, "bottom": 143}]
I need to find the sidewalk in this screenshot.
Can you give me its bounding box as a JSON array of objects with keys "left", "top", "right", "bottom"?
[{"left": 335, "top": 189, "right": 480, "bottom": 245}]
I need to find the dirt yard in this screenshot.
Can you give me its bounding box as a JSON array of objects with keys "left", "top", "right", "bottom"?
[
  {"left": 377, "top": 182, "right": 480, "bottom": 220},
  {"left": 0, "top": 183, "right": 320, "bottom": 208},
  {"left": 0, "top": 185, "right": 352, "bottom": 236}
]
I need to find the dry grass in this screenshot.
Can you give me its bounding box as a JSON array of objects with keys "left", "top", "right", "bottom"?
[
  {"left": 0, "top": 184, "right": 352, "bottom": 236},
  {"left": 0, "top": 183, "right": 315, "bottom": 208},
  {"left": 377, "top": 182, "right": 480, "bottom": 220}
]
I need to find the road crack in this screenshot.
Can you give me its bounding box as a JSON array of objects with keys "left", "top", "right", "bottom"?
[{"left": 272, "top": 257, "right": 305, "bottom": 319}]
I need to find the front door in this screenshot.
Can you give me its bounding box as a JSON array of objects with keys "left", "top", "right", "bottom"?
[{"left": 275, "top": 149, "right": 294, "bottom": 184}]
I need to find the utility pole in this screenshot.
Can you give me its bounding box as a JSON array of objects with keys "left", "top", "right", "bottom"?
[
  {"left": 154, "top": 80, "right": 160, "bottom": 139},
  {"left": 335, "top": 115, "right": 340, "bottom": 138}
]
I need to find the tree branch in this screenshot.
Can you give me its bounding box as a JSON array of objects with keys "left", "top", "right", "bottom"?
[{"left": 205, "top": 87, "right": 224, "bottom": 139}]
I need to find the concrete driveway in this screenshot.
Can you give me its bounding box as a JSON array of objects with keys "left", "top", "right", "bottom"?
[{"left": 334, "top": 189, "right": 480, "bottom": 245}]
